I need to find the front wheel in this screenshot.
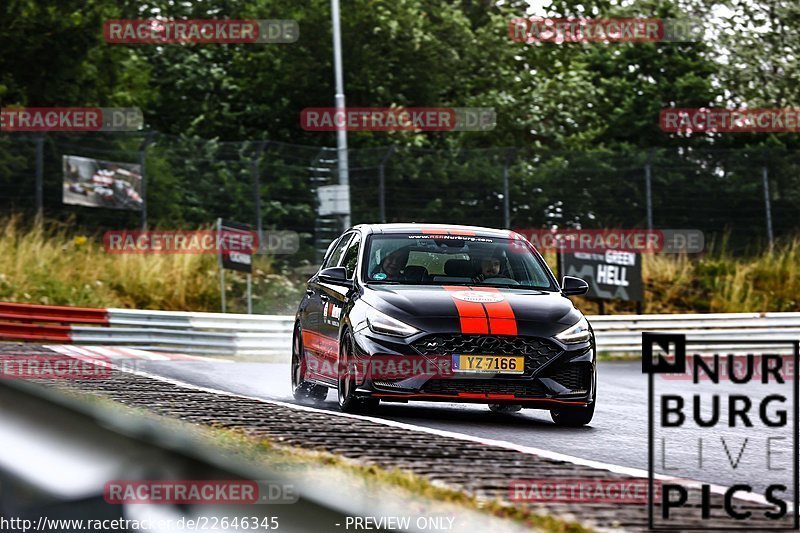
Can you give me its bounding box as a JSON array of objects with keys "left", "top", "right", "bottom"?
[
  {"left": 550, "top": 403, "right": 595, "bottom": 427},
  {"left": 291, "top": 326, "right": 328, "bottom": 403},
  {"left": 337, "top": 331, "right": 378, "bottom": 413}
]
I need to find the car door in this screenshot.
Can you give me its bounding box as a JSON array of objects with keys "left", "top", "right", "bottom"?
[
  {"left": 316, "top": 231, "right": 362, "bottom": 379},
  {"left": 305, "top": 232, "right": 353, "bottom": 381}
]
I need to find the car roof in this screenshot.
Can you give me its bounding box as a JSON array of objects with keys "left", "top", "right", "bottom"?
[{"left": 353, "top": 223, "right": 514, "bottom": 238}]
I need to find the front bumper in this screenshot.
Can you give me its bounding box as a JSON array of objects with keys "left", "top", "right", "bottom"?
[{"left": 350, "top": 327, "right": 596, "bottom": 407}]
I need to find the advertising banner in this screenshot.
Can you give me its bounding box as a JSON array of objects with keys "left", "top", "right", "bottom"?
[{"left": 62, "top": 155, "right": 143, "bottom": 211}]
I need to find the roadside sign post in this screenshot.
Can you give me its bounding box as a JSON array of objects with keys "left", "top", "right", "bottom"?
[
  {"left": 246, "top": 273, "right": 252, "bottom": 314},
  {"left": 217, "top": 218, "right": 226, "bottom": 313},
  {"left": 216, "top": 218, "right": 255, "bottom": 314}
]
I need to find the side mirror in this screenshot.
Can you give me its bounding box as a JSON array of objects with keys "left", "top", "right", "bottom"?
[
  {"left": 318, "top": 266, "right": 350, "bottom": 285},
  {"left": 561, "top": 276, "right": 589, "bottom": 296}
]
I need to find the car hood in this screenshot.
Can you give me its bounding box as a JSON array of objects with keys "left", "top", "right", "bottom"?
[{"left": 361, "top": 284, "right": 583, "bottom": 335}]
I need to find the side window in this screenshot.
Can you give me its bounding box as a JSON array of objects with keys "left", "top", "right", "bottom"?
[
  {"left": 323, "top": 234, "right": 352, "bottom": 269},
  {"left": 341, "top": 234, "right": 361, "bottom": 279}
]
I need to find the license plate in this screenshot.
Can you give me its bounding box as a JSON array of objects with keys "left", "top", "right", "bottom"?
[{"left": 453, "top": 355, "right": 524, "bottom": 374}]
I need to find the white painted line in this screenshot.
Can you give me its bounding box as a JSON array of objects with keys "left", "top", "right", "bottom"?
[
  {"left": 43, "top": 345, "right": 230, "bottom": 363},
  {"left": 47, "top": 345, "right": 101, "bottom": 359}
]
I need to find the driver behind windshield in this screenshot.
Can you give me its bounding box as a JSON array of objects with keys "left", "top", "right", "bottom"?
[{"left": 472, "top": 249, "right": 504, "bottom": 283}]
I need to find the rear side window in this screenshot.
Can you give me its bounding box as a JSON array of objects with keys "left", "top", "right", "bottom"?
[
  {"left": 323, "top": 234, "right": 352, "bottom": 269},
  {"left": 341, "top": 234, "right": 361, "bottom": 279}
]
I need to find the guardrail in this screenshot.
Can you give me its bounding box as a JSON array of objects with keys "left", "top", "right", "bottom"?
[
  {"left": 0, "top": 373, "right": 383, "bottom": 530},
  {"left": 589, "top": 312, "right": 800, "bottom": 353},
  {"left": 0, "top": 302, "right": 293, "bottom": 357},
  {"left": 1, "top": 302, "right": 798, "bottom": 356}
]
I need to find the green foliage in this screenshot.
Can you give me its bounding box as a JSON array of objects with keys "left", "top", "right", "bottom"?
[{"left": 1, "top": 0, "right": 798, "bottom": 252}]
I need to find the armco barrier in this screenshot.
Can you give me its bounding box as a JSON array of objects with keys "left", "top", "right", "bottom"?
[
  {"left": 0, "top": 375, "right": 386, "bottom": 530},
  {"left": 589, "top": 312, "right": 800, "bottom": 353},
  {"left": 0, "top": 302, "right": 293, "bottom": 357},
  {"left": 0, "top": 302, "right": 798, "bottom": 356}
]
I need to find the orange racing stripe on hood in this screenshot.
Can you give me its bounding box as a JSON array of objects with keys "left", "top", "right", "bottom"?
[
  {"left": 471, "top": 287, "right": 518, "bottom": 336},
  {"left": 443, "top": 286, "right": 489, "bottom": 334}
]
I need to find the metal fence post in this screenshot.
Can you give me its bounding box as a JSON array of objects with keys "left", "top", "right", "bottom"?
[
  {"left": 35, "top": 135, "right": 44, "bottom": 219},
  {"left": 762, "top": 165, "right": 774, "bottom": 247},
  {"left": 502, "top": 149, "right": 516, "bottom": 229},
  {"left": 138, "top": 133, "right": 156, "bottom": 231},
  {"left": 251, "top": 141, "right": 267, "bottom": 244},
  {"left": 644, "top": 149, "right": 654, "bottom": 230},
  {"left": 378, "top": 145, "right": 395, "bottom": 223}
]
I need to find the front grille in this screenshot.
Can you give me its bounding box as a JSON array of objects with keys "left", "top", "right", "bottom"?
[
  {"left": 411, "top": 334, "right": 562, "bottom": 373},
  {"left": 422, "top": 379, "right": 547, "bottom": 398},
  {"left": 546, "top": 363, "right": 591, "bottom": 392}
]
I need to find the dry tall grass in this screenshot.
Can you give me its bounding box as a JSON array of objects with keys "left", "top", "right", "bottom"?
[
  {"left": 0, "top": 217, "right": 221, "bottom": 309},
  {"left": 551, "top": 240, "right": 800, "bottom": 314},
  {"left": 0, "top": 218, "right": 797, "bottom": 313}
]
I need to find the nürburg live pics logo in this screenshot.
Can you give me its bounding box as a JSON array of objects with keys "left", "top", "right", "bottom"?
[{"left": 643, "top": 332, "right": 799, "bottom": 530}]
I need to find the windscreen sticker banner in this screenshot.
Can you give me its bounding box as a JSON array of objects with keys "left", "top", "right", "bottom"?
[
  {"left": 644, "top": 333, "right": 799, "bottom": 530},
  {"left": 406, "top": 234, "right": 496, "bottom": 243}
]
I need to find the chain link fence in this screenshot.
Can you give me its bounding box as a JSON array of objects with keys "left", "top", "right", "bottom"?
[{"left": 1, "top": 133, "right": 798, "bottom": 263}]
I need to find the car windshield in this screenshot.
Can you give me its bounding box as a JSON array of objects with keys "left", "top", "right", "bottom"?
[{"left": 363, "top": 233, "right": 556, "bottom": 290}]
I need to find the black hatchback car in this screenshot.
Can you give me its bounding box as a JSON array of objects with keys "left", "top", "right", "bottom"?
[{"left": 292, "top": 223, "right": 596, "bottom": 426}]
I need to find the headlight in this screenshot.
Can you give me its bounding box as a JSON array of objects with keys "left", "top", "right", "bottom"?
[
  {"left": 365, "top": 306, "right": 419, "bottom": 337},
  {"left": 555, "top": 316, "right": 592, "bottom": 344}
]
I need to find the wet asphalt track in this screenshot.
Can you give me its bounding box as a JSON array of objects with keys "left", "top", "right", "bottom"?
[{"left": 130, "top": 359, "right": 797, "bottom": 501}]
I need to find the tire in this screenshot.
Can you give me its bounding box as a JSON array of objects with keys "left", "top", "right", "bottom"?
[
  {"left": 291, "top": 325, "right": 328, "bottom": 403},
  {"left": 550, "top": 403, "right": 595, "bottom": 427},
  {"left": 488, "top": 403, "right": 522, "bottom": 414},
  {"left": 337, "top": 331, "right": 378, "bottom": 413}
]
